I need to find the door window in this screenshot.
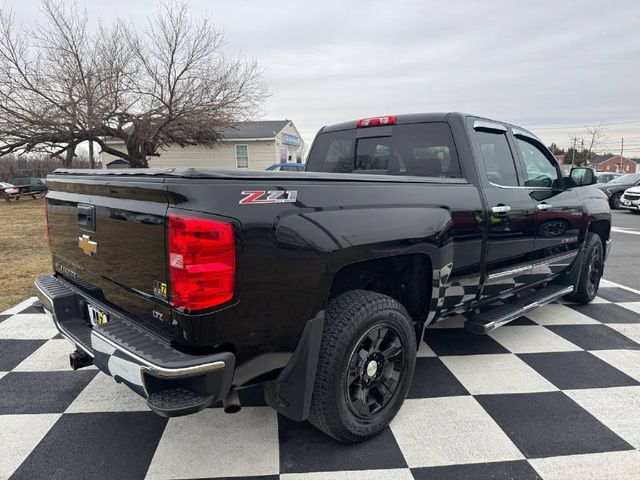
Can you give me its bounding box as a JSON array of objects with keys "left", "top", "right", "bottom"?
[
  {"left": 476, "top": 131, "right": 519, "bottom": 186},
  {"left": 516, "top": 138, "right": 561, "bottom": 188}
]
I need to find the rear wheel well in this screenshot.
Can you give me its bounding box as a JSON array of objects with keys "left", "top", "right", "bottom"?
[{"left": 329, "top": 254, "right": 432, "bottom": 326}]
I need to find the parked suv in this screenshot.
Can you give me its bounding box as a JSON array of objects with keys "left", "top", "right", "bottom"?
[{"left": 621, "top": 186, "right": 640, "bottom": 213}]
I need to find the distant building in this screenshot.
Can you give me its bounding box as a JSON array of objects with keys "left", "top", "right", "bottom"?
[
  {"left": 590, "top": 155, "right": 638, "bottom": 173},
  {"left": 553, "top": 154, "right": 567, "bottom": 165},
  {"left": 100, "top": 120, "right": 305, "bottom": 171}
]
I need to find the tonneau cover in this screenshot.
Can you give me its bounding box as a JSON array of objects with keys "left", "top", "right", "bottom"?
[{"left": 49, "top": 168, "right": 468, "bottom": 184}]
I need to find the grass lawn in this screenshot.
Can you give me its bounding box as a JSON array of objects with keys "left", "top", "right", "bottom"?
[{"left": 0, "top": 198, "right": 52, "bottom": 311}]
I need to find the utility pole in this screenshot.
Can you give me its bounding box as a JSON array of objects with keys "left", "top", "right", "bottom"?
[
  {"left": 619, "top": 138, "right": 624, "bottom": 173},
  {"left": 571, "top": 137, "right": 577, "bottom": 166}
]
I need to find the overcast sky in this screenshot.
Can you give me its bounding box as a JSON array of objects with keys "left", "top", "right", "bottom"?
[{"left": 10, "top": 0, "right": 640, "bottom": 155}]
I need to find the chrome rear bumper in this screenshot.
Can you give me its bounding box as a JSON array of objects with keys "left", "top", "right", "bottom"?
[{"left": 35, "top": 274, "right": 234, "bottom": 416}]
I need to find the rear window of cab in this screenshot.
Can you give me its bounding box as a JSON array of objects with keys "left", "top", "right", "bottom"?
[{"left": 306, "top": 123, "right": 462, "bottom": 178}]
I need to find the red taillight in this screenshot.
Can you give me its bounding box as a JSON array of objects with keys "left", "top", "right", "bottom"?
[
  {"left": 356, "top": 115, "right": 397, "bottom": 128},
  {"left": 168, "top": 214, "right": 235, "bottom": 311},
  {"left": 44, "top": 198, "right": 51, "bottom": 250}
]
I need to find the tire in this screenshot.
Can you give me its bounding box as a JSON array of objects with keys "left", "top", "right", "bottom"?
[
  {"left": 565, "top": 232, "right": 604, "bottom": 304},
  {"left": 308, "top": 290, "right": 416, "bottom": 443},
  {"left": 610, "top": 193, "right": 622, "bottom": 209}
]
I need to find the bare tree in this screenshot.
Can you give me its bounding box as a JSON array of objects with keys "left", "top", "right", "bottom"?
[
  {"left": 583, "top": 122, "right": 607, "bottom": 163},
  {"left": 0, "top": 0, "right": 267, "bottom": 168},
  {"left": 0, "top": 1, "right": 90, "bottom": 165},
  {"left": 565, "top": 123, "right": 608, "bottom": 166}
]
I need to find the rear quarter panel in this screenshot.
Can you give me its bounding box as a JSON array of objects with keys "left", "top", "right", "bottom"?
[
  {"left": 165, "top": 178, "right": 483, "bottom": 384},
  {"left": 575, "top": 185, "right": 612, "bottom": 240}
]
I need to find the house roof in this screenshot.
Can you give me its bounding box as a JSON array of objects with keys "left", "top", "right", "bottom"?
[
  {"left": 102, "top": 120, "right": 294, "bottom": 145},
  {"left": 219, "top": 120, "right": 290, "bottom": 139},
  {"left": 593, "top": 155, "right": 637, "bottom": 164},
  {"left": 589, "top": 154, "right": 615, "bottom": 164}
]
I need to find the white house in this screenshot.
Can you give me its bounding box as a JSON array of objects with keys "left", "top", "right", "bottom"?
[{"left": 100, "top": 120, "right": 305, "bottom": 170}]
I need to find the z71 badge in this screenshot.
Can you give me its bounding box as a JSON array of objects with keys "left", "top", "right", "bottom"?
[{"left": 239, "top": 190, "right": 298, "bottom": 205}]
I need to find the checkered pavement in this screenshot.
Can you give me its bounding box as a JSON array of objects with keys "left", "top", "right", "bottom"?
[{"left": 1, "top": 279, "right": 640, "bottom": 480}]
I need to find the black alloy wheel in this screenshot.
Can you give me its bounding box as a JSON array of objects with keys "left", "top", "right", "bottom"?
[
  {"left": 564, "top": 232, "right": 604, "bottom": 304},
  {"left": 308, "top": 290, "right": 416, "bottom": 443},
  {"left": 345, "top": 323, "right": 405, "bottom": 419}
]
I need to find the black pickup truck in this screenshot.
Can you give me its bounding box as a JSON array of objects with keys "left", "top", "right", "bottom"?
[{"left": 36, "top": 112, "right": 611, "bottom": 443}]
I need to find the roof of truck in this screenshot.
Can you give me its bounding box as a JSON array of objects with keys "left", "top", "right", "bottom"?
[
  {"left": 320, "top": 112, "right": 452, "bottom": 133},
  {"left": 319, "top": 112, "right": 539, "bottom": 141}
]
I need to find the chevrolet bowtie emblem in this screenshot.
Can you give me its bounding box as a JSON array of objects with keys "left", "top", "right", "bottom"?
[{"left": 78, "top": 234, "right": 98, "bottom": 256}]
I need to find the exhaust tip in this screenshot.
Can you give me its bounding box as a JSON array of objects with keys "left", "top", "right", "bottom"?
[{"left": 223, "top": 390, "right": 241, "bottom": 414}]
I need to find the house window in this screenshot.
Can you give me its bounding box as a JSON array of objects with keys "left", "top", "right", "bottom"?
[
  {"left": 626, "top": 164, "right": 630, "bottom": 172},
  {"left": 235, "top": 145, "right": 248, "bottom": 168},
  {"left": 606, "top": 165, "right": 610, "bottom": 171}
]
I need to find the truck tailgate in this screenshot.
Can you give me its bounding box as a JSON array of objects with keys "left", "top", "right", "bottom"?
[{"left": 45, "top": 175, "right": 172, "bottom": 331}]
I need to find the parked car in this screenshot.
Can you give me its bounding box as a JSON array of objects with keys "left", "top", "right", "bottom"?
[
  {"left": 36, "top": 112, "right": 611, "bottom": 443},
  {"left": 0, "top": 181, "right": 19, "bottom": 195},
  {"left": 266, "top": 163, "right": 305, "bottom": 172},
  {"left": 621, "top": 186, "right": 640, "bottom": 213},
  {"left": 596, "top": 173, "right": 640, "bottom": 209},
  {"left": 595, "top": 172, "right": 622, "bottom": 184},
  {"left": 7, "top": 177, "right": 47, "bottom": 193}
]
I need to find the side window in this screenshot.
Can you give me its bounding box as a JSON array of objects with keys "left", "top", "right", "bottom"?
[
  {"left": 476, "top": 131, "right": 519, "bottom": 186},
  {"left": 516, "top": 138, "right": 560, "bottom": 188},
  {"left": 322, "top": 135, "right": 356, "bottom": 173},
  {"left": 389, "top": 123, "right": 462, "bottom": 178}
]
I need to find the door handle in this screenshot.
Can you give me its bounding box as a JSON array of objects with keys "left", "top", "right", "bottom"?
[
  {"left": 491, "top": 205, "right": 511, "bottom": 214},
  {"left": 537, "top": 203, "right": 552, "bottom": 211}
]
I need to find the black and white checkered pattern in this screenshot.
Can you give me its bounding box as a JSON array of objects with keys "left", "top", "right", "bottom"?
[{"left": 1, "top": 279, "right": 640, "bottom": 480}]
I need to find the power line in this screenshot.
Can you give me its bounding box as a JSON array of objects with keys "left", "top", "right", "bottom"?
[
  {"left": 597, "top": 148, "right": 640, "bottom": 153},
  {"left": 599, "top": 144, "right": 640, "bottom": 148},
  {"left": 599, "top": 137, "right": 640, "bottom": 142},
  {"left": 526, "top": 119, "right": 640, "bottom": 131}
]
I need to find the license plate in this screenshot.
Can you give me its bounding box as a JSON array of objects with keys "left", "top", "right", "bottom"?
[{"left": 87, "top": 304, "right": 109, "bottom": 326}]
